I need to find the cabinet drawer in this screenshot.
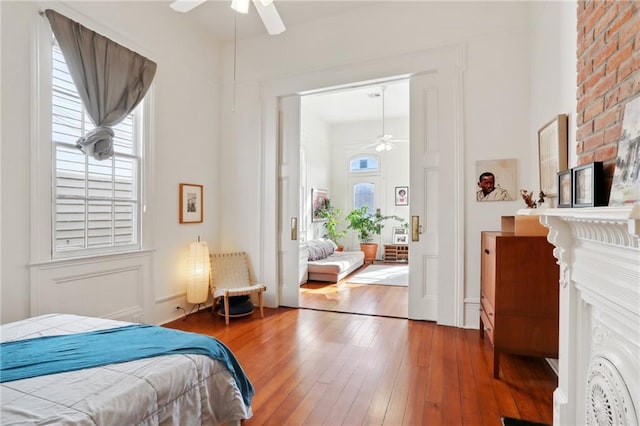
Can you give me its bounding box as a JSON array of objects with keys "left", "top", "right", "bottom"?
[
  {"left": 481, "top": 234, "right": 497, "bottom": 305},
  {"left": 480, "top": 308, "right": 495, "bottom": 345},
  {"left": 480, "top": 291, "right": 495, "bottom": 325}
]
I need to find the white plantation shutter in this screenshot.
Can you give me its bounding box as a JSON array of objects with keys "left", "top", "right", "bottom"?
[{"left": 52, "top": 41, "right": 140, "bottom": 256}]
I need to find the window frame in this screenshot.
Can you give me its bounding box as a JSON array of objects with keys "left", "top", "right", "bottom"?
[{"left": 33, "top": 12, "right": 153, "bottom": 262}]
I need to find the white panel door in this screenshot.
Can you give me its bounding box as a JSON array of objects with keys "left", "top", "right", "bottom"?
[
  {"left": 278, "top": 95, "right": 301, "bottom": 307},
  {"left": 409, "top": 67, "right": 461, "bottom": 324},
  {"left": 409, "top": 73, "right": 439, "bottom": 321}
]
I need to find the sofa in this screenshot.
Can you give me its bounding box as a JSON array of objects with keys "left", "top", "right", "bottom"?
[{"left": 299, "top": 239, "right": 365, "bottom": 284}]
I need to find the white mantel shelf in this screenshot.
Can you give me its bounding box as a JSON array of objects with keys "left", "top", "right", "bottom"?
[{"left": 534, "top": 206, "right": 640, "bottom": 426}]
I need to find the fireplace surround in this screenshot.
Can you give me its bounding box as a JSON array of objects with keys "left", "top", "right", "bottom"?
[{"left": 540, "top": 207, "right": 639, "bottom": 425}]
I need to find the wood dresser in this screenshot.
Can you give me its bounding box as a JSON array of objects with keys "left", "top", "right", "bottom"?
[{"left": 479, "top": 231, "right": 559, "bottom": 378}]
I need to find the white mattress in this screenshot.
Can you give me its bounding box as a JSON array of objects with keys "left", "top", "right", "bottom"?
[{"left": 1, "top": 314, "right": 252, "bottom": 425}]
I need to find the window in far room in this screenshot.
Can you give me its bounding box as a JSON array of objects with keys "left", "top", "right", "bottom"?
[
  {"left": 349, "top": 154, "right": 381, "bottom": 212},
  {"left": 349, "top": 155, "right": 379, "bottom": 172},
  {"left": 51, "top": 39, "right": 143, "bottom": 258}
]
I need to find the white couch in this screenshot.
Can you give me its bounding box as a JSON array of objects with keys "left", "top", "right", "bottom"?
[{"left": 299, "top": 239, "right": 365, "bottom": 284}]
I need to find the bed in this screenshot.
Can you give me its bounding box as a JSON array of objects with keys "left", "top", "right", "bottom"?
[{"left": 0, "top": 314, "right": 253, "bottom": 425}]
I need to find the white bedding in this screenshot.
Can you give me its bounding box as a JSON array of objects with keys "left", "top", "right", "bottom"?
[{"left": 0, "top": 314, "right": 252, "bottom": 425}]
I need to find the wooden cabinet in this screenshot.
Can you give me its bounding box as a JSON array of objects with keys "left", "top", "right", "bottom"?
[
  {"left": 383, "top": 244, "right": 409, "bottom": 262},
  {"left": 479, "top": 231, "right": 559, "bottom": 378}
]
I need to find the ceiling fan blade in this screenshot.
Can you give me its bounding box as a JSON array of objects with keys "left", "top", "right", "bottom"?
[
  {"left": 170, "top": 0, "right": 206, "bottom": 13},
  {"left": 252, "top": 0, "right": 286, "bottom": 35}
]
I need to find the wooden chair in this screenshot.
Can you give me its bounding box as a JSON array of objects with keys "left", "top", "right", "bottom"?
[{"left": 209, "top": 252, "right": 266, "bottom": 325}]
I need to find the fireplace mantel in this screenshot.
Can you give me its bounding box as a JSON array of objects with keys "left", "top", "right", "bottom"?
[{"left": 537, "top": 207, "right": 640, "bottom": 425}]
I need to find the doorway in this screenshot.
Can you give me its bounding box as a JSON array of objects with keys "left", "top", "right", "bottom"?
[
  {"left": 266, "top": 43, "right": 464, "bottom": 326},
  {"left": 297, "top": 79, "right": 410, "bottom": 318}
]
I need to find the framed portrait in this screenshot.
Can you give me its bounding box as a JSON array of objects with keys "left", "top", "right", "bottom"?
[
  {"left": 475, "top": 159, "right": 517, "bottom": 202},
  {"left": 311, "top": 188, "right": 328, "bottom": 222},
  {"left": 395, "top": 186, "right": 409, "bottom": 206},
  {"left": 538, "top": 114, "right": 568, "bottom": 198},
  {"left": 394, "top": 234, "right": 408, "bottom": 244},
  {"left": 572, "top": 162, "right": 606, "bottom": 208},
  {"left": 557, "top": 170, "right": 572, "bottom": 208},
  {"left": 609, "top": 96, "right": 640, "bottom": 206},
  {"left": 179, "top": 183, "right": 203, "bottom": 224}
]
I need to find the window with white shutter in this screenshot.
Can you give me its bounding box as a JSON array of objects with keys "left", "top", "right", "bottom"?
[{"left": 52, "top": 40, "right": 141, "bottom": 257}]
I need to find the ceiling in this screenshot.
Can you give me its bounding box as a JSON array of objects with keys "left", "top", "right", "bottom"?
[
  {"left": 302, "top": 79, "right": 409, "bottom": 124},
  {"left": 174, "top": 0, "right": 383, "bottom": 43},
  {"left": 169, "top": 0, "right": 408, "bottom": 123}
]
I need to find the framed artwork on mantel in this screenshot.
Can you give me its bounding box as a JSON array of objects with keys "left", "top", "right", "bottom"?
[
  {"left": 609, "top": 96, "right": 640, "bottom": 206},
  {"left": 538, "top": 114, "right": 568, "bottom": 198}
]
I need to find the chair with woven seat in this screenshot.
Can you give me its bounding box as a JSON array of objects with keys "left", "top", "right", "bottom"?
[{"left": 209, "top": 252, "right": 267, "bottom": 325}]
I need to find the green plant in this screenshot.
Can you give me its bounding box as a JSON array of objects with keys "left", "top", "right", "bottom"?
[
  {"left": 346, "top": 206, "right": 404, "bottom": 243},
  {"left": 314, "top": 199, "right": 347, "bottom": 246}
]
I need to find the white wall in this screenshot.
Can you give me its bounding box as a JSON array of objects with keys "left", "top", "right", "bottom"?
[
  {"left": 300, "top": 108, "right": 331, "bottom": 241},
  {"left": 1, "top": 1, "right": 222, "bottom": 324},
  {"left": 530, "top": 1, "right": 578, "bottom": 168}
]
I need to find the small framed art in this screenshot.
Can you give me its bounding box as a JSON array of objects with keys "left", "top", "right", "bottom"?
[
  {"left": 179, "top": 183, "right": 203, "bottom": 223},
  {"left": 572, "top": 162, "right": 606, "bottom": 208},
  {"left": 395, "top": 186, "right": 409, "bottom": 206},
  {"left": 394, "top": 234, "right": 409, "bottom": 244},
  {"left": 393, "top": 227, "right": 407, "bottom": 236},
  {"left": 311, "top": 188, "right": 328, "bottom": 222},
  {"left": 557, "top": 170, "right": 572, "bottom": 208},
  {"left": 538, "top": 114, "right": 568, "bottom": 198}
]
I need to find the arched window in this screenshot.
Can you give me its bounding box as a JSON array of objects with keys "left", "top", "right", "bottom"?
[{"left": 349, "top": 154, "right": 381, "bottom": 212}]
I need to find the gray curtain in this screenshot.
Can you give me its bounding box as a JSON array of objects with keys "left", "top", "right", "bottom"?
[{"left": 45, "top": 9, "right": 157, "bottom": 160}]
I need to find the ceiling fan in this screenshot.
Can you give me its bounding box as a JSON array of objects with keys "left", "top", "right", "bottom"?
[
  {"left": 170, "top": 0, "right": 286, "bottom": 35},
  {"left": 360, "top": 86, "right": 408, "bottom": 152}
]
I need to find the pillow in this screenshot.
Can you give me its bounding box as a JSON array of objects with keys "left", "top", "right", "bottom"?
[{"left": 303, "top": 239, "right": 335, "bottom": 261}]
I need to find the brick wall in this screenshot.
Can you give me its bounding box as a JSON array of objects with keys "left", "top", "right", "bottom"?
[{"left": 576, "top": 0, "right": 640, "bottom": 192}]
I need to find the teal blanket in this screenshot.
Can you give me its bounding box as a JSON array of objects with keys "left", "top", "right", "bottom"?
[{"left": 0, "top": 324, "right": 254, "bottom": 406}]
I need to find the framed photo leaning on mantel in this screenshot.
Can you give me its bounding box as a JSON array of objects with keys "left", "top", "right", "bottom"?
[
  {"left": 572, "top": 162, "right": 606, "bottom": 208},
  {"left": 179, "top": 183, "right": 203, "bottom": 223},
  {"left": 557, "top": 169, "right": 572, "bottom": 208},
  {"left": 538, "top": 114, "right": 568, "bottom": 198}
]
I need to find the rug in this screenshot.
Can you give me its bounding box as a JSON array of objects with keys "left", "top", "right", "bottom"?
[
  {"left": 347, "top": 264, "right": 408, "bottom": 286},
  {"left": 501, "top": 417, "right": 550, "bottom": 426}
]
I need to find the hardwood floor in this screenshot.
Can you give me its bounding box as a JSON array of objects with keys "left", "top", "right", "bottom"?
[
  {"left": 164, "top": 307, "right": 557, "bottom": 426},
  {"left": 299, "top": 263, "right": 408, "bottom": 318}
]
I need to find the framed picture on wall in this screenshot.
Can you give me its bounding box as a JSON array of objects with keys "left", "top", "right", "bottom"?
[
  {"left": 311, "top": 188, "right": 328, "bottom": 222},
  {"left": 538, "top": 114, "right": 568, "bottom": 198},
  {"left": 179, "top": 183, "right": 203, "bottom": 224},
  {"left": 395, "top": 186, "right": 409, "bottom": 206},
  {"left": 475, "top": 159, "right": 517, "bottom": 201}
]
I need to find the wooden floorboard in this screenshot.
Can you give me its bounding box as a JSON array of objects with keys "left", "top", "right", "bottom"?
[
  {"left": 299, "top": 263, "right": 408, "bottom": 318},
  {"left": 164, "top": 307, "right": 557, "bottom": 425}
]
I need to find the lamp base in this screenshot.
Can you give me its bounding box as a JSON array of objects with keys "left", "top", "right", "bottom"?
[{"left": 184, "top": 303, "right": 206, "bottom": 320}]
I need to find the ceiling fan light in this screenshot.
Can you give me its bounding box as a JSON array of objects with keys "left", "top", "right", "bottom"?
[
  {"left": 231, "top": 0, "right": 250, "bottom": 14},
  {"left": 385, "top": 143, "right": 392, "bottom": 151},
  {"left": 375, "top": 143, "right": 385, "bottom": 152}
]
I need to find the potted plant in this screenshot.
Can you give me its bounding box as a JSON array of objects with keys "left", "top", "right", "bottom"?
[
  {"left": 346, "top": 206, "right": 404, "bottom": 262},
  {"left": 314, "top": 199, "right": 347, "bottom": 250}
]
